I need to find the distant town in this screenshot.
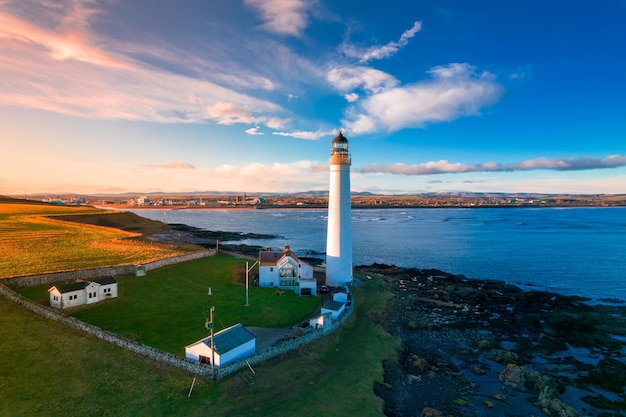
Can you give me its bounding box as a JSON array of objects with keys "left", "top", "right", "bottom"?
[{"left": 19, "top": 191, "right": 626, "bottom": 208}]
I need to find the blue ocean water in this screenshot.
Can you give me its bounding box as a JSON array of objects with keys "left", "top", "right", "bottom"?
[{"left": 130, "top": 207, "right": 626, "bottom": 302}]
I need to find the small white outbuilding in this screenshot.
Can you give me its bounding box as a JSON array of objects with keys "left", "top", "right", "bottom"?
[
  {"left": 48, "top": 277, "right": 118, "bottom": 309},
  {"left": 321, "top": 300, "right": 346, "bottom": 320},
  {"left": 185, "top": 323, "right": 256, "bottom": 367}
]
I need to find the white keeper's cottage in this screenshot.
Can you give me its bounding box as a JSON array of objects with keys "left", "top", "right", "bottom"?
[
  {"left": 258, "top": 244, "right": 317, "bottom": 296},
  {"left": 48, "top": 277, "right": 118, "bottom": 309}
]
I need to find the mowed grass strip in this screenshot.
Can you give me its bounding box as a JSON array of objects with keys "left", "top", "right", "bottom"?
[
  {"left": 0, "top": 203, "right": 187, "bottom": 278},
  {"left": 19, "top": 256, "right": 321, "bottom": 355}
]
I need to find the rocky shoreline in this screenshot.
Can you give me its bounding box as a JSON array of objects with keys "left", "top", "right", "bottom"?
[{"left": 360, "top": 264, "right": 626, "bottom": 417}]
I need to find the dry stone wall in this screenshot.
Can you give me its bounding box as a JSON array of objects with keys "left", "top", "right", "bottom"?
[
  {"left": 0, "top": 283, "right": 214, "bottom": 378},
  {"left": 217, "top": 302, "right": 354, "bottom": 378},
  {"left": 1, "top": 248, "right": 352, "bottom": 381},
  {"left": 3, "top": 250, "right": 214, "bottom": 288}
]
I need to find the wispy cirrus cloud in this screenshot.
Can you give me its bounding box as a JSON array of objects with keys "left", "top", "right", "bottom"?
[
  {"left": 206, "top": 102, "right": 290, "bottom": 128},
  {"left": 273, "top": 129, "right": 335, "bottom": 140},
  {"left": 342, "top": 21, "right": 423, "bottom": 63},
  {"left": 360, "top": 155, "right": 626, "bottom": 175},
  {"left": 0, "top": 1, "right": 287, "bottom": 125},
  {"left": 244, "top": 0, "right": 311, "bottom": 37},
  {"left": 343, "top": 63, "right": 503, "bottom": 134}
]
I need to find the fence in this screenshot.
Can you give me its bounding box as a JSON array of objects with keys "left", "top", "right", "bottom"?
[
  {"left": 0, "top": 248, "right": 354, "bottom": 381},
  {"left": 217, "top": 301, "right": 354, "bottom": 378},
  {"left": 0, "top": 283, "right": 214, "bottom": 379}
]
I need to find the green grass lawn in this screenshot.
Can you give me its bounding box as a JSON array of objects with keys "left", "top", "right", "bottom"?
[
  {"left": 0, "top": 295, "right": 223, "bottom": 417},
  {"left": 17, "top": 255, "right": 321, "bottom": 355},
  {"left": 1, "top": 272, "right": 396, "bottom": 417}
]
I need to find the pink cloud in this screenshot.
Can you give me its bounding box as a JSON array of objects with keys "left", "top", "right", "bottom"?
[
  {"left": 0, "top": 5, "right": 286, "bottom": 124},
  {"left": 245, "top": 0, "right": 310, "bottom": 37}
]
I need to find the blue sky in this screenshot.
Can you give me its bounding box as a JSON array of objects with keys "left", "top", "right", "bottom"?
[{"left": 1, "top": 0, "right": 625, "bottom": 195}]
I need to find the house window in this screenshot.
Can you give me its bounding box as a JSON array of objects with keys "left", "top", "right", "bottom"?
[
  {"left": 53, "top": 296, "right": 58, "bottom": 301},
  {"left": 270, "top": 267, "right": 274, "bottom": 272}
]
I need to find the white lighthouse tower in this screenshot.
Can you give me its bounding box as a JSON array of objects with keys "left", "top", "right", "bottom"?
[{"left": 326, "top": 131, "right": 353, "bottom": 287}]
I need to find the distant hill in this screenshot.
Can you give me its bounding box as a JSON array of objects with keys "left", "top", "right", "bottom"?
[{"left": 0, "top": 195, "right": 51, "bottom": 205}]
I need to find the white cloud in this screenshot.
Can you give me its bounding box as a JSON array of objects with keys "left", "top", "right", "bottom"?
[
  {"left": 244, "top": 0, "right": 310, "bottom": 37},
  {"left": 265, "top": 117, "right": 291, "bottom": 129},
  {"left": 245, "top": 126, "right": 264, "bottom": 135},
  {"left": 327, "top": 66, "right": 398, "bottom": 94},
  {"left": 359, "top": 155, "right": 626, "bottom": 175},
  {"left": 343, "top": 63, "right": 503, "bottom": 134},
  {"left": 342, "top": 21, "right": 422, "bottom": 63},
  {"left": 273, "top": 129, "right": 334, "bottom": 140},
  {"left": 344, "top": 93, "right": 359, "bottom": 102}
]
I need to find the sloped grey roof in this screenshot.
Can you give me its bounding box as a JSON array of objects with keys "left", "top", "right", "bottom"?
[
  {"left": 56, "top": 280, "right": 90, "bottom": 293},
  {"left": 204, "top": 323, "right": 255, "bottom": 354},
  {"left": 322, "top": 300, "right": 345, "bottom": 311},
  {"left": 259, "top": 250, "right": 284, "bottom": 265},
  {"left": 93, "top": 276, "right": 117, "bottom": 285}
]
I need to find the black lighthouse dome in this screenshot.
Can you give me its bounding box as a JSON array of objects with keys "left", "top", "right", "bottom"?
[{"left": 331, "top": 131, "right": 349, "bottom": 155}]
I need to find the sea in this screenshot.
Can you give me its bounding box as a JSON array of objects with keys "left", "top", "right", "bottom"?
[{"left": 129, "top": 207, "right": 626, "bottom": 303}]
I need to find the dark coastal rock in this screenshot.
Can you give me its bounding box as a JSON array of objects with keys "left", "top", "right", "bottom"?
[
  {"left": 358, "top": 264, "right": 626, "bottom": 417},
  {"left": 169, "top": 223, "right": 277, "bottom": 243}
]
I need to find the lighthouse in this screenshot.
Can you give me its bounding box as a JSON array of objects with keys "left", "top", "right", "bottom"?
[{"left": 326, "top": 131, "right": 353, "bottom": 287}]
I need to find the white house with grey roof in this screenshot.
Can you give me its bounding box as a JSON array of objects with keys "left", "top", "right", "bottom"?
[
  {"left": 258, "top": 244, "right": 316, "bottom": 296},
  {"left": 48, "top": 277, "right": 118, "bottom": 309},
  {"left": 185, "top": 323, "right": 256, "bottom": 367}
]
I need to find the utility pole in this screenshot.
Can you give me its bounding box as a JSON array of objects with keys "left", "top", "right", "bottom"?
[
  {"left": 245, "top": 261, "right": 259, "bottom": 306},
  {"left": 206, "top": 306, "right": 216, "bottom": 381}
]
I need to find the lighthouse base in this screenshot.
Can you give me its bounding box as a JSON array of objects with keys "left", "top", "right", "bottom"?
[{"left": 325, "top": 255, "right": 352, "bottom": 287}]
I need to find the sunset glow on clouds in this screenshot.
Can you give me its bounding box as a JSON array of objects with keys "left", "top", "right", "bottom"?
[{"left": 0, "top": 0, "right": 625, "bottom": 195}]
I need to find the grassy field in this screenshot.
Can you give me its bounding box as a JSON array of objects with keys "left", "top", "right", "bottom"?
[
  {"left": 17, "top": 256, "right": 321, "bottom": 355},
  {"left": 0, "top": 197, "right": 398, "bottom": 415},
  {"left": 0, "top": 203, "right": 188, "bottom": 278},
  {"left": 1, "top": 274, "right": 396, "bottom": 417}
]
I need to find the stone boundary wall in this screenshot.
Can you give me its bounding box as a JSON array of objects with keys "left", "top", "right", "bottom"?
[
  {"left": 1, "top": 248, "right": 353, "bottom": 382},
  {"left": 1, "top": 280, "right": 353, "bottom": 381},
  {"left": 3, "top": 250, "right": 215, "bottom": 288},
  {"left": 217, "top": 250, "right": 256, "bottom": 262},
  {"left": 0, "top": 283, "right": 214, "bottom": 379},
  {"left": 217, "top": 301, "right": 354, "bottom": 378}
]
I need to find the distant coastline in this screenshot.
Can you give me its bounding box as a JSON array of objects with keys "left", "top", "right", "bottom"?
[
  {"left": 104, "top": 202, "right": 625, "bottom": 211},
  {"left": 11, "top": 191, "right": 626, "bottom": 210}
]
